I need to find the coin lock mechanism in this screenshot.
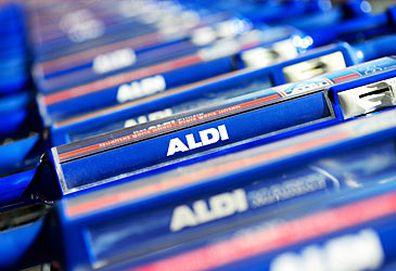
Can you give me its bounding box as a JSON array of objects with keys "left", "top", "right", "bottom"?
[{"left": 338, "top": 78, "right": 396, "bottom": 119}]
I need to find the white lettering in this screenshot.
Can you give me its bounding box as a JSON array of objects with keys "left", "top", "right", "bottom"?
[
  {"left": 93, "top": 48, "right": 136, "bottom": 74},
  {"left": 170, "top": 189, "right": 248, "bottom": 232},
  {"left": 166, "top": 138, "right": 189, "bottom": 156},
  {"left": 169, "top": 205, "right": 197, "bottom": 232},
  {"left": 199, "top": 127, "right": 220, "bottom": 146},
  {"left": 124, "top": 108, "right": 174, "bottom": 128},
  {"left": 185, "top": 134, "right": 203, "bottom": 150},
  {"left": 166, "top": 125, "right": 229, "bottom": 157},
  {"left": 117, "top": 75, "right": 166, "bottom": 103},
  {"left": 218, "top": 124, "right": 230, "bottom": 140},
  {"left": 270, "top": 229, "right": 384, "bottom": 271}
]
